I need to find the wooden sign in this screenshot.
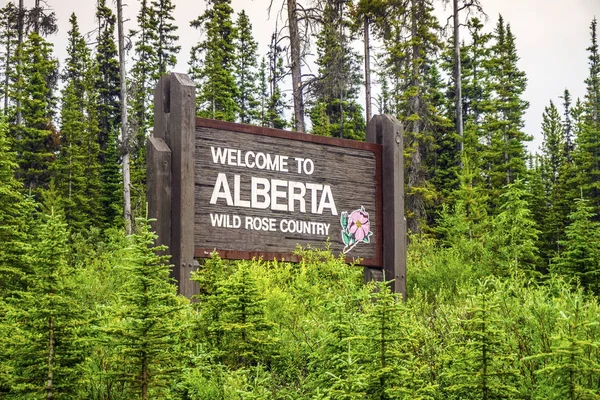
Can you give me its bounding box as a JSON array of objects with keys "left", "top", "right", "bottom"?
[
  {"left": 148, "top": 73, "right": 406, "bottom": 299},
  {"left": 194, "top": 119, "right": 382, "bottom": 266}
]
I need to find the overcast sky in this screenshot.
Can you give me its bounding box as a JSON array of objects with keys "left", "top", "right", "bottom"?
[{"left": 22, "top": 0, "right": 600, "bottom": 151}]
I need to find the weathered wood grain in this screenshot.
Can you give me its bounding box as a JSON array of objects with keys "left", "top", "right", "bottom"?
[
  {"left": 365, "top": 115, "right": 406, "bottom": 298},
  {"left": 194, "top": 125, "right": 381, "bottom": 266}
]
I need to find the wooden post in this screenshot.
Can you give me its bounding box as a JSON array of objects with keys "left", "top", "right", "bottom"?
[
  {"left": 148, "top": 73, "right": 197, "bottom": 297},
  {"left": 365, "top": 115, "right": 406, "bottom": 298}
]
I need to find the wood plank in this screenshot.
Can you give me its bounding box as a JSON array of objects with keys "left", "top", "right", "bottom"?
[{"left": 194, "top": 126, "right": 382, "bottom": 266}]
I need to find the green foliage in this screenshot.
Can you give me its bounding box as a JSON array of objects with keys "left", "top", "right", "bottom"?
[
  {"left": 54, "top": 14, "right": 102, "bottom": 231},
  {"left": 489, "top": 178, "right": 540, "bottom": 275},
  {"left": 189, "top": 0, "right": 238, "bottom": 121},
  {"left": 443, "top": 279, "right": 520, "bottom": 399},
  {"left": 110, "top": 219, "right": 183, "bottom": 399},
  {"left": 309, "top": 0, "right": 365, "bottom": 141},
  {"left": 95, "top": 0, "right": 122, "bottom": 229},
  {"left": 553, "top": 197, "right": 600, "bottom": 294},
  {"left": 4, "top": 205, "right": 87, "bottom": 398},
  {"left": 11, "top": 32, "right": 58, "bottom": 194},
  {"left": 235, "top": 10, "right": 260, "bottom": 124},
  {"left": 0, "top": 117, "right": 34, "bottom": 293},
  {"left": 481, "top": 16, "right": 530, "bottom": 211}
]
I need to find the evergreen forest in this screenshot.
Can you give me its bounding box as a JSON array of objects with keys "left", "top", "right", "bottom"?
[{"left": 1, "top": 0, "right": 600, "bottom": 398}]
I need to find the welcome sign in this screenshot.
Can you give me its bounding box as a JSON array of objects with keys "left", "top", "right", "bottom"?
[
  {"left": 194, "top": 119, "right": 382, "bottom": 266},
  {"left": 149, "top": 73, "right": 404, "bottom": 298}
]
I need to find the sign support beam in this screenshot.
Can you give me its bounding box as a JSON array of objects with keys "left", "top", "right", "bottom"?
[
  {"left": 365, "top": 115, "right": 406, "bottom": 298},
  {"left": 148, "top": 73, "right": 197, "bottom": 298}
]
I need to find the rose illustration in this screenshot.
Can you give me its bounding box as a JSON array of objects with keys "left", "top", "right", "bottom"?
[
  {"left": 348, "top": 209, "right": 371, "bottom": 242},
  {"left": 340, "top": 206, "right": 373, "bottom": 254}
]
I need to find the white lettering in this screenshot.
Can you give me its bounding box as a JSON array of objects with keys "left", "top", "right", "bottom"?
[
  {"left": 211, "top": 146, "right": 227, "bottom": 164},
  {"left": 233, "top": 175, "right": 250, "bottom": 208},
  {"left": 271, "top": 179, "right": 288, "bottom": 211},
  {"left": 305, "top": 183, "right": 323, "bottom": 214},
  {"left": 317, "top": 185, "right": 338, "bottom": 215},
  {"left": 288, "top": 181, "right": 306, "bottom": 213},
  {"left": 210, "top": 173, "right": 233, "bottom": 206},
  {"left": 251, "top": 177, "right": 270, "bottom": 209}
]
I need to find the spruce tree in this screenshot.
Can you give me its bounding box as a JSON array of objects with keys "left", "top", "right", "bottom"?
[
  {"left": 5, "top": 205, "right": 87, "bottom": 398},
  {"left": 444, "top": 279, "right": 520, "bottom": 399},
  {"left": 309, "top": 0, "right": 365, "bottom": 140},
  {"left": 379, "top": 0, "right": 446, "bottom": 233},
  {"left": 482, "top": 16, "right": 530, "bottom": 211},
  {"left": 10, "top": 32, "right": 58, "bottom": 193},
  {"left": 461, "top": 17, "right": 492, "bottom": 167},
  {"left": 266, "top": 33, "right": 287, "bottom": 129},
  {"left": 0, "top": 117, "right": 34, "bottom": 294},
  {"left": 95, "top": 0, "right": 122, "bottom": 228},
  {"left": 111, "top": 219, "right": 182, "bottom": 399},
  {"left": 219, "top": 262, "right": 274, "bottom": 368},
  {"left": 189, "top": 0, "right": 238, "bottom": 121},
  {"left": 532, "top": 288, "right": 600, "bottom": 399},
  {"left": 574, "top": 18, "right": 600, "bottom": 215},
  {"left": 537, "top": 101, "right": 567, "bottom": 264},
  {"left": 257, "top": 56, "right": 269, "bottom": 127},
  {"left": 0, "top": 2, "right": 18, "bottom": 114},
  {"left": 553, "top": 197, "right": 600, "bottom": 294},
  {"left": 489, "top": 178, "right": 540, "bottom": 275},
  {"left": 234, "top": 10, "right": 259, "bottom": 124},
  {"left": 54, "top": 14, "right": 102, "bottom": 231}
]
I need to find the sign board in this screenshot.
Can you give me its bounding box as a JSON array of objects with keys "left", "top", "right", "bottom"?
[
  {"left": 193, "top": 119, "right": 382, "bottom": 266},
  {"left": 148, "top": 73, "right": 405, "bottom": 299}
]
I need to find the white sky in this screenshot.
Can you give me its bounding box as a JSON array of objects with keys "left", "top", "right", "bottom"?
[{"left": 16, "top": 0, "right": 600, "bottom": 151}]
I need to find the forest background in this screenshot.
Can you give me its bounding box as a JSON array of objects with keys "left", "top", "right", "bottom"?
[{"left": 2, "top": 0, "right": 600, "bottom": 398}]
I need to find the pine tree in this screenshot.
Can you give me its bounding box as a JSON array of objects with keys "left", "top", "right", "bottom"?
[
  {"left": 489, "top": 178, "right": 540, "bottom": 275},
  {"left": 5, "top": 205, "right": 87, "bottom": 398},
  {"left": 54, "top": 14, "right": 102, "bottom": 231},
  {"left": 266, "top": 33, "right": 287, "bottom": 129},
  {"left": 0, "top": 117, "right": 34, "bottom": 294},
  {"left": 219, "top": 262, "right": 274, "bottom": 368},
  {"left": 152, "top": 0, "right": 179, "bottom": 77},
  {"left": 95, "top": 0, "right": 122, "bottom": 228},
  {"left": 482, "top": 16, "right": 530, "bottom": 211},
  {"left": 234, "top": 10, "right": 259, "bottom": 124},
  {"left": 111, "top": 219, "right": 182, "bottom": 399},
  {"left": 553, "top": 197, "right": 600, "bottom": 294},
  {"left": 531, "top": 288, "right": 600, "bottom": 399},
  {"left": 574, "top": 18, "right": 600, "bottom": 215},
  {"left": 11, "top": 32, "right": 58, "bottom": 194},
  {"left": 379, "top": 0, "right": 446, "bottom": 233},
  {"left": 444, "top": 279, "right": 520, "bottom": 399},
  {"left": 537, "top": 101, "right": 566, "bottom": 264},
  {"left": 189, "top": 0, "right": 238, "bottom": 121},
  {"left": 0, "top": 2, "right": 18, "bottom": 114},
  {"left": 461, "top": 17, "right": 492, "bottom": 167},
  {"left": 257, "top": 56, "right": 269, "bottom": 126},
  {"left": 309, "top": 0, "right": 365, "bottom": 140},
  {"left": 129, "top": 0, "right": 179, "bottom": 220}
]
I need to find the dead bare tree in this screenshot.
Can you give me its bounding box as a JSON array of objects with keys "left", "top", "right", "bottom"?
[
  {"left": 116, "top": 0, "right": 132, "bottom": 235},
  {"left": 445, "top": 0, "right": 484, "bottom": 158}
]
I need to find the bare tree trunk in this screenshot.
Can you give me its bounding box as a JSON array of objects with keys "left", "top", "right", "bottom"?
[
  {"left": 287, "top": 0, "right": 305, "bottom": 132},
  {"left": 117, "top": 0, "right": 132, "bottom": 235},
  {"left": 407, "top": 0, "right": 423, "bottom": 235},
  {"left": 16, "top": 0, "right": 23, "bottom": 125},
  {"left": 364, "top": 16, "right": 372, "bottom": 122},
  {"left": 453, "top": 0, "right": 463, "bottom": 156},
  {"left": 46, "top": 316, "right": 54, "bottom": 400},
  {"left": 3, "top": 18, "right": 11, "bottom": 113}
]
